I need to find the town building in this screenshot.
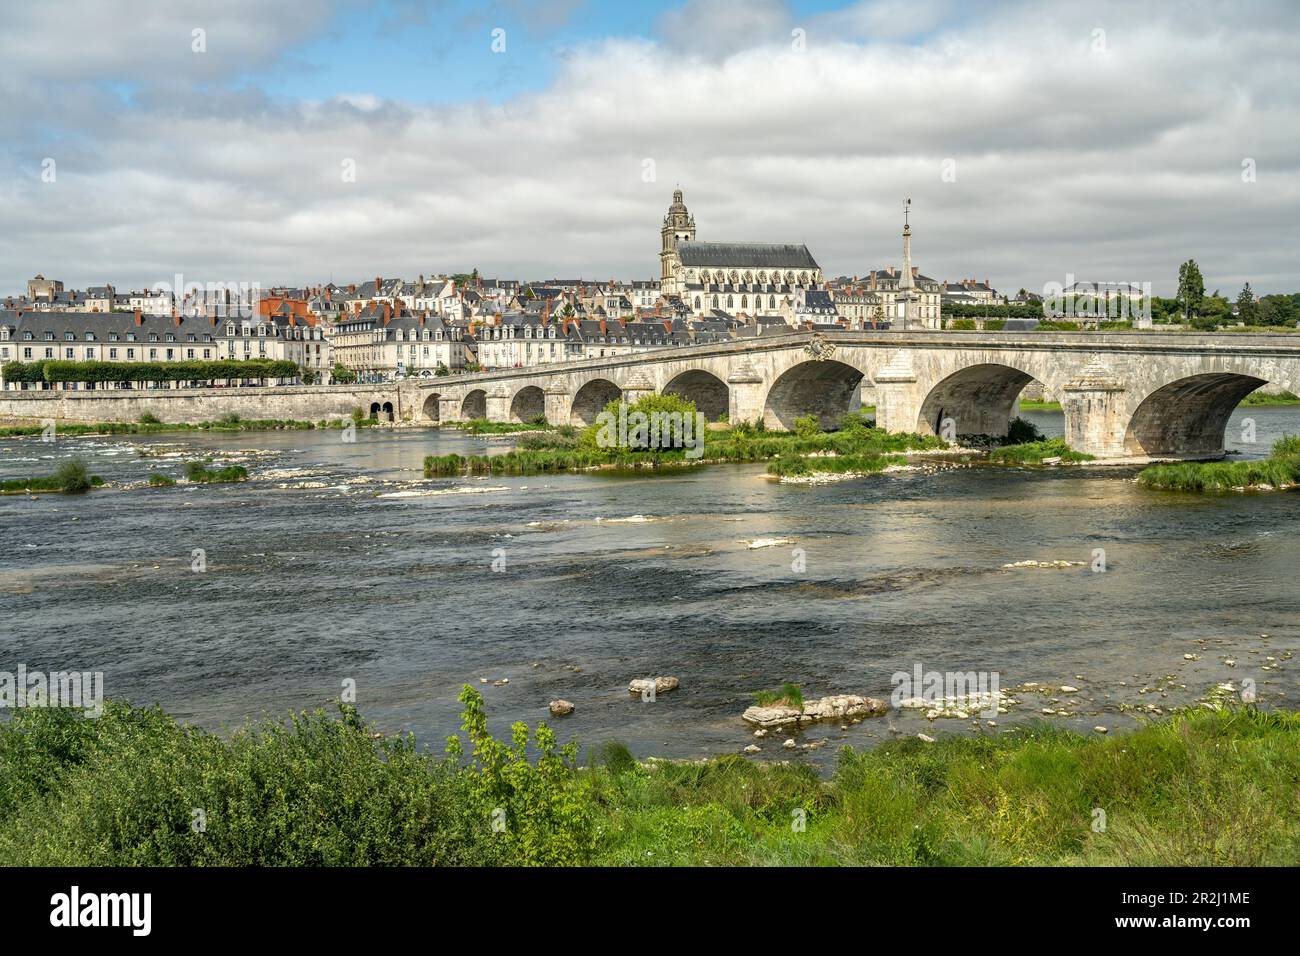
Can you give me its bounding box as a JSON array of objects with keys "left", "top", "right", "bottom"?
[{"left": 657, "top": 189, "right": 824, "bottom": 320}]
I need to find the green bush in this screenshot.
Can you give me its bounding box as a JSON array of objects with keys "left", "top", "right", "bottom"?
[
  {"left": 138, "top": 411, "right": 161, "bottom": 425},
  {"left": 184, "top": 461, "right": 249, "bottom": 483},
  {"left": 792, "top": 414, "right": 822, "bottom": 437},
  {"left": 1003, "top": 416, "right": 1044, "bottom": 445},
  {"left": 446, "top": 685, "right": 593, "bottom": 865},
  {"left": 54, "top": 460, "right": 93, "bottom": 494}
]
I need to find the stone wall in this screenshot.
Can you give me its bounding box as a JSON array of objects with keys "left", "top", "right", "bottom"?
[{"left": 0, "top": 384, "right": 409, "bottom": 424}]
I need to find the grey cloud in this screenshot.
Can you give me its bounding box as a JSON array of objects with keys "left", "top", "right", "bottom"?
[{"left": 0, "top": 0, "right": 1297, "bottom": 298}]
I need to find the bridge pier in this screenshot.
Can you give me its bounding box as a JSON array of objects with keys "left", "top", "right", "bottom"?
[
  {"left": 485, "top": 386, "right": 511, "bottom": 423},
  {"left": 622, "top": 372, "right": 655, "bottom": 406},
  {"left": 871, "top": 352, "right": 921, "bottom": 433},
  {"left": 726, "top": 362, "right": 765, "bottom": 424},
  {"left": 436, "top": 397, "right": 459, "bottom": 422},
  {"left": 1062, "top": 364, "right": 1128, "bottom": 458},
  {"left": 544, "top": 380, "right": 572, "bottom": 426}
]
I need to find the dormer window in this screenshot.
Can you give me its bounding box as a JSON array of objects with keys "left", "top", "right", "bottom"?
[{"left": 226, "top": 324, "right": 235, "bottom": 336}]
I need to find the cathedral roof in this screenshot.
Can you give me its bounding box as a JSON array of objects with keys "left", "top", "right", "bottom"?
[{"left": 677, "top": 241, "right": 819, "bottom": 270}]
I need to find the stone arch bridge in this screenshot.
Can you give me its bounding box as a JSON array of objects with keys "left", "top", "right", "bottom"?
[{"left": 403, "top": 330, "right": 1300, "bottom": 460}]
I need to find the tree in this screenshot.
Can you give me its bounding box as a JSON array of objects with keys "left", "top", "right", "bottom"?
[
  {"left": 331, "top": 363, "right": 356, "bottom": 384},
  {"left": 1258, "top": 294, "right": 1299, "bottom": 328},
  {"left": 1177, "top": 259, "right": 1204, "bottom": 323},
  {"left": 1236, "top": 283, "right": 1258, "bottom": 325}
]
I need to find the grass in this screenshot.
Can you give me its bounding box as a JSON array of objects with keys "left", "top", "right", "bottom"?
[
  {"left": 0, "top": 697, "right": 1294, "bottom": 866},
  {"left": 183, "top": 461, "right": 249, "bottom": 484},
  {"left": 425, "top": 408, "right": 946, "bottom": 478},
  {"left": 0, "top": 459, "right": 103, "bottom": 494},
  {"left": 753, "top": 683, "right": 804, "bottom": 710},
  {"left": 457, "top": 417, "right": 554, "bottom": 435},
  {"left": 1240, "top": 389, "right": 1300, "bottom": 406},
  {"left": 988, "top": 437, "right": 1095, "bottom": 464},
  {"left": 1017, "top": 400, "right": 1062, "bottom": 412},
  {"left": 767, "top": 452, "right": 906, "bottom": 478},
  {"left": 147, "top": 473, "right": 177, "bottom": 487},
  {"left": 1137, "top": 435, "right": 1300, "bottom": 492}
]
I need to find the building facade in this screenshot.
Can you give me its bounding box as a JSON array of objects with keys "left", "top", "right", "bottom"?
[{"left": 657, "top": 190, "right": 824, "bottom": 320}]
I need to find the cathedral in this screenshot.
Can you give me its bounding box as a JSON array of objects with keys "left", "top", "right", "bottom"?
[{"left": 658, "top": 189, "right": 824, "bottom": 319}]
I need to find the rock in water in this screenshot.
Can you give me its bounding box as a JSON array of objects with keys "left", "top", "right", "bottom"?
[
  {"left": 742, "top": 694, "right": 888, "bottom": 728},
  {"left": 548, "top": 700, "right": 574, "bottom": 716},
  {"left": 628, "top": 676, "right": 680, "bottom": 695}
]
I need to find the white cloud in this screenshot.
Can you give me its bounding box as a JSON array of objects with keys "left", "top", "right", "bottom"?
[{"left": 1, "top": 0, "right": 1298, "bottom": 296}]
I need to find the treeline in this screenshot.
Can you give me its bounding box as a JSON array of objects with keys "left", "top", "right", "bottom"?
[
  {"left": 2, "top": 358, "right": 300, "bottom": 384},
  {"left": 944, "top": 303, "right": 1043, "bottom": 320}
]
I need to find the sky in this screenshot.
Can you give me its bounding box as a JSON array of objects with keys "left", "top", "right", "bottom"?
[{"left": 1, "top": 0, "right": 1297, "bottom": 297}]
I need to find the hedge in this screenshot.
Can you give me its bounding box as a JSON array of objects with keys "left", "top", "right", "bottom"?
[{"left": 2, "top": 359, "right": 299, "bottom": 384}]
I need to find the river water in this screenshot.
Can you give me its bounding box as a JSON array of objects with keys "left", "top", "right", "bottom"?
[{"left": 1, "top": 407, "right": 1297, "bottom": 765}]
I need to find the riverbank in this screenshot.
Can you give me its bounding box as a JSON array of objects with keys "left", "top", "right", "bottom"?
[
  {"left": 1137, "top": 435, "right": 1300, "bottom": 491},
  {"left": 1, "top": 695, "right": 1292, "bottom": 866}
]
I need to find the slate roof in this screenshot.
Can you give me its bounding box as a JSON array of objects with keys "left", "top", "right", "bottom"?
[{"left": 677, "top": 241, "right": 819, "bottom": 270}]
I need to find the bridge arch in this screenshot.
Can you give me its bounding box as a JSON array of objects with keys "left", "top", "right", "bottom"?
[
  {"left": 421, "top": 392, "right": 441, "bottom": 421},
  {"left": 571, "top": 378, "right": 622, "bottom": 425},
  {"left": 763, "top": 359, "right": 865, "bottom": 430},
  {"left": 663, "top": 369, "right": 728, "bottom": 421},
  {"left": 1124, "top": 372, "right": 1267, "bottom": 458},
  {"left": 510, "top": 385, "right": 547, "bottom": 423},
  {"left": 461, "top": 389, "right": 487, "bottom": 420},
  {"left": 917, "top": 363, "right": 1038, "bottom": 438}
]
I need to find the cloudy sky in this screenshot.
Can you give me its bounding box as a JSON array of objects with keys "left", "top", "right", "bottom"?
[{"left": 2, "top": 0, "right": 1297, "bottom": 297}]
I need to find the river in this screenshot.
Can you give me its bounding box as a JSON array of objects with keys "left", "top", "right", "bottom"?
[{"left": 1, "top": 406, "right": 1297, "bottom": 765}]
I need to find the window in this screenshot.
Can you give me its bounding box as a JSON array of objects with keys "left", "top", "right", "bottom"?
[
  {"left": 23, "top": 347, "right": 32, "bottom": 359},
  {"left": 109, "top": 348, "right": 118, "bottom": 359},
  {"left": 127, "top": 349, "right": 135, "bottom": 359}
]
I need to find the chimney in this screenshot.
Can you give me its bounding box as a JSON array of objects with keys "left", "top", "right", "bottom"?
[
  {"left": 134, "top": 308, "right": 143, "bottom": 326},
  {"left": 375, "top": 276, "right": 382, "bottom": 295}
]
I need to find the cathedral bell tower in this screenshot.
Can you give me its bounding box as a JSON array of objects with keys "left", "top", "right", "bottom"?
[{"left": 660, "top": 188, "right": 696, "bottom": 293}]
